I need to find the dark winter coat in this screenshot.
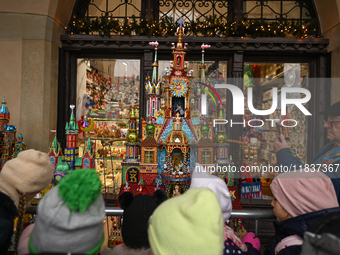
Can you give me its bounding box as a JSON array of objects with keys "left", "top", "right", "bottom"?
[
  {"left": 264, "top": 206, "right": 340, "bottom": 255},
  {"left": 301, "top": 211, "right": 340, "bottom": 255},
  {"left": 0, "top": 191, "right": 18, "bottom": 254},
  {"left": 223, "top": 239, "right": 261, "bottom": 255},
  {"left": 101, "top": 244, "right": 151, "bottom": 255},
  {"left": 276, "top": 142, "right": 340, "bottom": 200}
]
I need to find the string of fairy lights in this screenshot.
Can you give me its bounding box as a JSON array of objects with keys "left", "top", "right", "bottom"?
[{"left": 68, "top": 15, "right": 319, "bottom": 39}]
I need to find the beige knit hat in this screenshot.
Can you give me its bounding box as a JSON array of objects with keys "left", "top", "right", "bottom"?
[{"left": 0, "top": 149, "right": 53, "bottom": 208}]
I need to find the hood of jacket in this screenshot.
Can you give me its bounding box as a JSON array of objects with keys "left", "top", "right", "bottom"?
[{"left": 274, "top": 206, "right": 340, "bottom": 238}]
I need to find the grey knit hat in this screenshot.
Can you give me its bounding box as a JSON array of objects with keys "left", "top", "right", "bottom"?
[{"left": 29, "top": 169, "right": 105, "bottom": 254}]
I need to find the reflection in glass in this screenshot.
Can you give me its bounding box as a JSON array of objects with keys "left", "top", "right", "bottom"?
[
  {"left": 77, "top": 59, "right": 140, "bottom": 120},
  {"left": 243, "top": 62, "right": 309, "bottom": 172}
]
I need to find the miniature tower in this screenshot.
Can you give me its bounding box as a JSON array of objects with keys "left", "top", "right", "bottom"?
[
  {"left": 80, "top": 135, "right": 95, "bottom": 169},
  {"left": 140, "top": 121, "right": 159, "bottom": 185},
  {"left": 1, "top": 125, "right": 16, "bottom": 167},
  {"left": 121, "top": 106, "right": 141, "bottom": 186},
  {"left": 163, "top": 20, "right": 191, "bottom": 118},
  {"left": 195, "top": 44, "right": 211, "bottom": 114},
  {"left": 214, "top": 108, "right": 233, "bottom": 185},
  {"left": 0, "top": 97, "right": 10, "bottom": 131},
  {"left": 215, "top": 108, "right": 229, "bottom": 160},
  {"left": 49, "top": 131, "right": 61, "bottom": 170},
  {"left": 12, "top": 133, "right": 26, "bottom": 158},
  {"left": 64, "top": 105, "right": 79, "bottom": 169},
  {"left": 145, "top": 42, "right": 162, "bottom": 121},
  {"left": 125, "top": 107, "right": 140, "bottom": 161},
  {"left": 196, "top": 124, "right": 215, "bottom": 167},
  {"left": 0, "top": 97, "right": 10, "bottom": 161}
]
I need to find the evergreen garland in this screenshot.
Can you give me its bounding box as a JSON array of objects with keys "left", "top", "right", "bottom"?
[{"left": 69, "top": 15, "right": 319, "bottom": 38}]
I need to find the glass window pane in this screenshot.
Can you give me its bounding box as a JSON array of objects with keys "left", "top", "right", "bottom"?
[
  {"left": 243, "top": 62, "right": 309, "bottom": 196},
  {"left": 87, "top": 1, "right": 141, "bottom": 21},
  {"left": 78, "top": 59, "right": 140, "bottom": 118},
  {"left": 243, "top": 0, "right": 313, "bottom": 22},
  {"left": 159, "top": 0, "right": 230, "bottom": 22},
  {"left": 77, "top": 58, "right": 139, "bottom": 199}
]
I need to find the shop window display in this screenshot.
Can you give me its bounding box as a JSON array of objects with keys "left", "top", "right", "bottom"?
[
  {"left": 75, "top": 59, "right": 140, "bottom": 199},
  {"left": 242, "top": 63, "right": 309, "bottom": 199}
]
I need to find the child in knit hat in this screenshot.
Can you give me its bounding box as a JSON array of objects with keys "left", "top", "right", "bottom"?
[
  {"left": 265, "top": 171, "right": 340, "bottom": 255},
  {"left": 190, "top": 163, "right": 261, "bottom": 255},
  {"left": 148, "top": 188, "right": 225, "bottom": 255},
  {"left": 28, "top": 169, "right": 106, "bottom": 254},
  {"left": 102, "top": 189, "right": 167, "bottom": 255},
  {"left": 0, "top": 149, "right": 53, "bottom": 254}
]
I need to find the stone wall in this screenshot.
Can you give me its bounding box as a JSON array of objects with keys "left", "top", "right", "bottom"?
[{"left": 0, "top": 0, "right": 75, "bottom": 151}]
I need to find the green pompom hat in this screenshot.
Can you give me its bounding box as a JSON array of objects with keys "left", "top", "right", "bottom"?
[
  {"left": 29, "top": 169, "right": 105, "bottom": 254},
  {"left": 58, "top": 169, "right": 102, "bottom": 212}
]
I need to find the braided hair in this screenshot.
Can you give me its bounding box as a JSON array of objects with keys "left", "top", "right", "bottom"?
[{"left": 14, "top": 192, "right": 26, "bottom": 255}]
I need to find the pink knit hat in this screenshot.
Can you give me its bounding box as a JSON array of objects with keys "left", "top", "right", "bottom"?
[
  {"left": 190, "top": 163, "right": 232, "bottom": 222},
  {"left": 18, "top": 224, "right": 35, "bottom": 255},
  {"left": 270, "top": 171, "right": 339, "bottom": 218}
]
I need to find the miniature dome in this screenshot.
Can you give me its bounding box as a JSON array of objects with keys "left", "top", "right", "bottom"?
[
  {"left": 146, "top": 123, "right": 155, "bottom": 131},
  {"left": 0, "top": 97, "right": 9, "bottom": 115},
  {"left": 201, "top": 124, "right": 209, "bottom": 132},
  {"left": 200, "top": 124, "right": 209, "bottom": 139},
  {"left": 54, "top": 157, "right": 71, "bottom": 175},
  {"left": 146, "top": 123, "right": 155, "bottom": 138},
  {"left": 127, "top": 132, "right": 138, "bottom": 142},
  {"left": 217, "top": 133, "right": 227, "bottom": 143},
  {"left": 130, "top": 108, "right": 137, "bottom": 119}
]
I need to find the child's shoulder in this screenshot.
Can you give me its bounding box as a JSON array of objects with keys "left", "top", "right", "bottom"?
[{"left": 224, "top": 225, "right": 248, "bottom": 252}]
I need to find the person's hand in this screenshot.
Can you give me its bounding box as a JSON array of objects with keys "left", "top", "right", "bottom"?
[
  {"left": 241, "top": 232, "right": 261, "bottom": 251},
  {"left": 273, "top": 134, "right": 289, "bottom": 153}
]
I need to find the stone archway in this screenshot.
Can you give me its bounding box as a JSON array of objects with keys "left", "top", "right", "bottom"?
[{"left": 314, "top": 0, "right": 339, "bottom": 35}]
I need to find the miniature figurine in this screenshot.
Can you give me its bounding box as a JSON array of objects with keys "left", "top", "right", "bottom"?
[
  {"left": 173, "top": 185, "right": 181, "bottom": 197},
  {"left": 175, "top": 103, "right": 184, "bottom": 117}
]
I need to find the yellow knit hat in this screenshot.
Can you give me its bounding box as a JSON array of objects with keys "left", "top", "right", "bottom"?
[{"left": 148, "top": 188, "right": 224, "bottom": 255}]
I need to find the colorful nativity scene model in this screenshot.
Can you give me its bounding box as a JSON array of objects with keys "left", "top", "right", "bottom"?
[{"left": 118, "top": 23, "right": 242, "bottom": 209}]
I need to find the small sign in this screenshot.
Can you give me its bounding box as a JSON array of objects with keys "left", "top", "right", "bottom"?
[
  {"left": 241, "top": 182, "right": 262, "bottom": 199},
  {"left": 250, "top": 137, "right": 258, "bottom": 146},
  {"left": 126, "top": 168, "right": 140, "bottom": 184}
]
